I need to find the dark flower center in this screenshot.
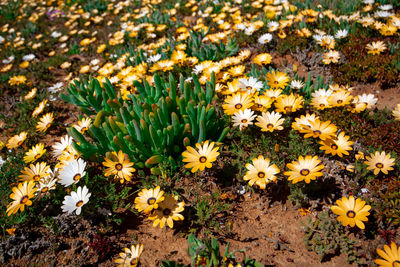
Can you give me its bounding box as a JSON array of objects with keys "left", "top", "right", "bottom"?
[
  {"left": 115, "top": 163, "right": 123, "bottom": 171},
  {"left": 257, "top": 171, "right": 265, "bottom": 178},
  {"left": 73, "top": 173, "right": 81, "bottom": 181},
  {"left": 34, "top": 154, "right": 41, "bottom": 159},
  {"left": 313, "top": 130, "right": 321, "bottom": 136},
  {"left": 41, "top": 187, "right": 49, "bottom": 193},
  {"left": 331, "top": 144, "right": 338, "bottom": 150},
  {"left": 267, "top": 123, "right": 274, "bottom": 129},
  {"left": 20, "top": 195, "right": 29, "bottom": 204},
  {"left": 320, "top": 104, "right": 325, "bottom": 107},
  {"left": 257, "top": 104, "right": 263, "bottom": 108},
  {"left": 163, "top": 208, "right": 171, "bottom": 216},
  {"left": 376, "top": 163, "right": 384, "bottom": 169},
  {"left": 346, "top": 210, "right": 356, "bottom": 218},
  {"left": 234, "top": 103, "right": 243, "bottom": 109},
  {"left": 337, "top": 100, "right": 343, "bottom": 104},
  {"left": 300, "top": 169, "right": 310, "bottom": 176},
  {"left": 284, "top": 106, "right": 292, "bottom": 112},
  {"left": 199, "top": 156, "right": 207, "bottom": 163},
  {"left": 33, "top": 174, "right": 40, "bottom": 181},
  {"left": 147, "top": 197, "right": 156, "bottom": 205},
  {"left": 130, "top": 258, "right": 138, "bottom": 265},
  {"left": 76, "top": 200, "right": 84, "bottom": 207},
  {"left": 392, "top": 260, "right": 400, "bottom": 267},
  {"left": 241, "top": 119, "right": 247, "bottom": 123}
]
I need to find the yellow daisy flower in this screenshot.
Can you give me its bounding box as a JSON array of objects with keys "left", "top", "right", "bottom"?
[
  {"left": 374, "top": 242, "right": 400, "bottom": 267},
  {"left": 266, "top": 70, "right": 290, "bottom": 89},
  {"left": 322, "top": 50, "right": 340, "bottom": 64},
  {"left": 6, "top": 131, "right": 27, "bottom": 149},
  {"left": 319, "top": 132, "right": 353, "bottom": 157},
  {"left": 291, "top": 113, "right": 320, "bottom": 132},
  {"left": 24, "top": 143, "right": 46, "bottom": 163},
  {"left": 24, "top": 88, "right": 37, "bottom": 100},
  {"left": 299, "top": 119, "right": 338, "bottom": 141},
  {"left": 73, "top": 117, "right": 92, "bottom": 134},
  {"left": 6, "top": 181, "right": 37, "bottom": 216},
  {"left": 182, "top": 140, "right": 220, "bottom": 173},
  {"left": 253, "top": 53, "right": 272, "bottom": 65},
  {"left": 19, "top": 162, "right": 50, "bottom": 182},
  {"left": 364, "top": 151, "right": 395, "bottom": 175},
  {"left": 243, "top": 155, "right": 280, "bottom": 189},
  {"left": 36, "top": 112, "right": 54, "bottom": 132},
  {"left": 102, "top": 151, "right": 136, "bottom": 183},
  {"left": 134, "top": 186, "right": 165, "bottom": 214},
  {"left": 255, "top": 111, "right": 285, "bottom": 132},
  {"left": 284, "top": 155, "right": 324, "bottom": 184},
  {"left": 114, "top": 244, "right": 143, "bottom": 267},
  {"left": 32, "top": 99, "right": 48, "bottom": 117},
  {"left": 274, "top": 93, "right": 304, "bottom": 114},
  {"left": 392, "top": 104, "right": 400, "bottom": 121},
  {"left": 148, "top": 195, "right": 185, "bottom": 228},
  {"left": 366, "top": 41, "right": 387, "bottom": 55},
  {"left": 222, "top": 92, "right": 253, "bottom": 115},
  {"left": 253, "top": 95, "right": 273, "bottom": 111},
  {"left": 328, "top": 89, "right": 352, "bottom": 107},
  {"left": 330, "top": 196, "right": 371, "bottom": 229}
]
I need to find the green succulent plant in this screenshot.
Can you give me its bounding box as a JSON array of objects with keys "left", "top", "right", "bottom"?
[{"left": 61, "top": 72, "right": 229, "bottom": 172}]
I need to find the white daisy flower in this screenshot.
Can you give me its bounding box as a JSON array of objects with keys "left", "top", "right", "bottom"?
[
  {"left": 238, "top": 77, "right": 264, "bottom": 93},
  {"left": 363, "top": 0, "right": 374, "bottom": 4},
  {"left": 109, "top": 76, "right": 119, "bottom": 84},
  {"left": 391, "top": 18, "right": 400, "bottom": 28},
  {"left": 236, "top": 23, "right": 246, "bottom": 31},
  {"left": 355, "top": 93, "right": 377, "bottom": 109},
  {"left": 258, "top": 33, "right": 273, "bottom": 44},
  {"left": 334, "top": 29, "right": 348, "bottom": 39},
  {"left": 379, "top": 4, "right": 393, "bottom": 11},
  {"left": 290, "top": 80, "right": 305, "bottom": 90},
  {"left": 375, "top": 11, "right": 393, "bottom": 18},
  {"left": 47, "top": 166, "right": 59, "bottom": 179},
  {"left": 267, "top": 21, "right": 279, "bottom": 32},
  {"left": 232, "top": 109, "right": 257, "bottom": 131},
  {"left": 0, "top": 36, "right": 4, "bottom": 44},
  {"left": 312, "top": 34, "right": 324, "bottom": 42},
  {"left": 245, "top": 25, "right": 256, "bottom": 36},
  {"left": 58, "top": 158, "right": 87, "bottom": 187},
  {"left": 317, "top": 35, "right": 334, "bottom": 44},
  {"left": 48, "top": 95, "right": 57, "bottom": 102},
  {"left": 90, "top": 59, "right": 100, "bottom": 66},
  {"left": 61, "top": 186, "right": 91, "bottom": 215},
  {"left": 147, "top": 54, "right": 161, "bottom": 63},
  {"left": 51, "top": 31, "right": 62, "bottom": 38},
  {"left": 193, "top": 63, "right": 205, "bottom": 74},
  {"left": 0, "top": 156, "right": 5, "bottom": 169},
  {"left": 47, "top": 82, "right": 64, "bottom": 94},
  {"left": 314, "top": 29, "right": 327, "bottom": 36},
  {"left": 37, "top": 176, "right": 57, "bottom": 194},
  {"left": 312, "top": 88, "right": 333, "bottom": 98},
  {"left": 2, "top": 55, "right": 14, "bottom": 64},
  {"left": 22, "top": 54, "right": 36, "bottom": 61}
]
